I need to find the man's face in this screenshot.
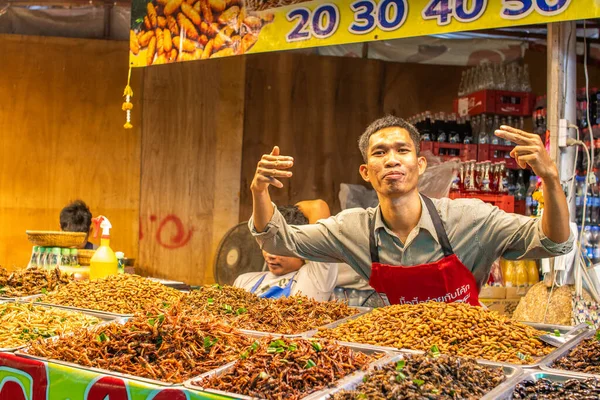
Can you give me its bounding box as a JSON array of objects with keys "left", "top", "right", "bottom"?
[
  {"left": 262, "top": 251, "right": 304, "bottom": 276},
  {"left": 359, "top": 127, "right": 426, "bottom": 197}
]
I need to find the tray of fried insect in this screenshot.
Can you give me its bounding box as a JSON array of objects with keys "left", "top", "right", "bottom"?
[
  {"left": 15, "top": 317, "right": 179, "bottom": 387},
  {"left": 0, "top": 302, "right": 120, "bottom": 353},
  {"left": 537, "top": 328, "right": 600, "bottom": 378},
  {"left": 183, "top": 337, "right": 396, "bottom": 400},
  {"left": 239, "top": 306, "right": 373, "bottom": 338},
  {"left": 318, "top": 350, "right": 523, "bottom": 400},
  {"left": 0, "top": 294, "right": 45, "bottom": 303},
  {"left": 16, "top": 316, "right": 259, "bottom": 388},
  {"left": 490, "top": 369, "right": 600, "bottom": 399}
]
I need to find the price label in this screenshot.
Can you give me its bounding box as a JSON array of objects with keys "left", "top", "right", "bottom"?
[
  {"left": 501, "top": 0, "right": 572, "bottom": 19},
  {"left": 422, "top": 0, "right": 487, "bottom": 26},
  {"left": 286, "top": 4, "right": 340, "bottom": 42}
]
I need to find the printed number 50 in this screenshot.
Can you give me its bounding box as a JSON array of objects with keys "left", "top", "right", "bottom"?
[
  {"left": 501, "top": 0, "right": 571, "bottom": 19},
  {"left": 286, "top": 4, "right": 340, "bottom": 42}
]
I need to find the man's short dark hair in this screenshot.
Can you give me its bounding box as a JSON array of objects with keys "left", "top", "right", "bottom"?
[
  {"left": 358, "top": 115, "right": 421, "bottom": 163},
  {"left": 278, "top": 205, "right": 309, "bottom": 225},
  {"left": 60, "top": 200, "right": 92, "bottom": 233}
]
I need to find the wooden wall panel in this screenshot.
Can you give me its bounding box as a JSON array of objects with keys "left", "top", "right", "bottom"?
[
  {"left": 239, "top": 53, "right": 464, "bottom": 219},
  {"left": 138, "top": 58, "right": 245, "bottom": 285},
  {"left": 0, "top": 34, "right": 141, "bottom": 270}
]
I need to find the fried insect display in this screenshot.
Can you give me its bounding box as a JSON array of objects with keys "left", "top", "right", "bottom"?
[
  {"left": 0, "top": 303, "right": 100, "bottom": 349},
  {"left": 0, "top": 267, "right": 72, "bottom": 297},
  {"left": 26, "top": 307, "right": 252, "bottom": 383},
  {"left": 194, "top": 337, "right": 375, "bottom": 399},
  {"left": 316, "top": 302, "right": 553, "bottom": 364},
  {"left": 40, "top": 274, "right": 183, "bottom": 314},
  {"left": 333, "top": 353, "right": 506, "bottom": 400}
]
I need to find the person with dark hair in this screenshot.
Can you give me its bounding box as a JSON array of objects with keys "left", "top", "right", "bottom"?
[
  {"left": 234, "top": 201, "right": 338, "bottom": 300},
  {"left": 248, "top": 116, "right": 573, "bottom": 306},
  {"left": 60, "top": 200, "right": 96, "bottom": 250}
]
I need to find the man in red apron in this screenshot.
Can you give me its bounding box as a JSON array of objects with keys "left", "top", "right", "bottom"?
[{"left": 248, "top": 116, "right": 573, "bottom": 306}]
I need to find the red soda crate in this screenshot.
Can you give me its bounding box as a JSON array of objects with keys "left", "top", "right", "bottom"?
[
  {"left": 420, "top": 141, "right": 477, "bottom": 162},
  {"left": 478, "top": 144, "right": 518, "bottom": 169},
  {"left": 448, "top": 192, "right": 515, "bottom": 213},
  {"left": 453, "top": 90, "right": 535, "bottom": 117}
]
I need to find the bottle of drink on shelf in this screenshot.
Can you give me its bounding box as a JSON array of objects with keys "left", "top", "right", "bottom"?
[
  {"left": 478, "top": 114, "right": 489, "bottom": 144},
  {"left": 491, "top": 115, "right": 501, "bottom": 146},
  {"left": 515, "top": 170, "right": 526, "bottom": 201},
  {"left": 421, "top": 111, "right": 433, "bottom": 141},
  {"left": 436, "top": 112, "right": 447, "bottom": 143},
  {"left": 449, "top": 113, "right": 460, "bottom": 144},
  {"left": 463, "top": 116, "right": 474, "bottom": 144}
]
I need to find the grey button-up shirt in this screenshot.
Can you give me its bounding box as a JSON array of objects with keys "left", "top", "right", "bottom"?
[{"left": 249, "top": 195, "right": 574, "bottom": 289}]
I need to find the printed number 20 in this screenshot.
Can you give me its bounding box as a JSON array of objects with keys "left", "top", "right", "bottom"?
[
  {"left": 349, "top": 0, "right": 408, "bottom": 34},
  {"left": 286, "top": 4, "right": 340, "bottom": 42}
]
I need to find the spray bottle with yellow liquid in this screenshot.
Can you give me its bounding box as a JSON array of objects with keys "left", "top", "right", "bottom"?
[{"left": 90, "top": 216, "right": 118, "bottom": 280}]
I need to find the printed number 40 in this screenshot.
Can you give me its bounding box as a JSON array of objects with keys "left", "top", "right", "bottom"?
[
  {"left": 286, "top": 4, "right": 340, "bottom": 42},
  {"left": 349, "top": 0, "right": 408, "bottom": 34},
  {"left": 422, "top": 0, "right": 488, "bottom": 26}
]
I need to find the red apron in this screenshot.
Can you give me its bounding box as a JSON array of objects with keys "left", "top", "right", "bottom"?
[{"left": 368, "top": 195, "right": 480, "bottom": 306}]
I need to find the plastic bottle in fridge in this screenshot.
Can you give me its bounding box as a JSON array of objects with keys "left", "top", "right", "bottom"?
[
  {"left": 526, "top": 260, "right": 540, "bottom": 285},
  {"left": 584, "top": 226, "right": 594, "bottom": 261},
  {"left": 515, "top": 260, "right": 529, "bottom": 287},
  {"left": 504, "top": 260, "right": 516, "bottom": 287},
  {"left": 593, "top": 227, "right": 600, "bottom": 264}
]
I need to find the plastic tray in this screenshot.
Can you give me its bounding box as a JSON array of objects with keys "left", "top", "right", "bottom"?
[
  {"left": 539, "top": 329, "right": 600, "bottom": 377},
  {"left": 490, "top": 370, "right": 600, "bottom": 399},
  {"left": 238, "top": 306, "right": 372, "bottom": 338},
  {"left": 183, "top": 342, "right": 395, "bottom": 399},
  {"left": 310, "top": 352, "right": 523, "bottom": 400},
  {"left": 0, "top": 305, "right": 120, "bottom": 352}
]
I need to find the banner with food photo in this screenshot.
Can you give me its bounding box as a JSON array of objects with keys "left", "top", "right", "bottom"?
[{"left": 129, "top": 0, "right": 600, "bottom": 66}]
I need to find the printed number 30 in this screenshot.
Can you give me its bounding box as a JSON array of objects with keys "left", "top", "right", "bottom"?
[
  {"left": 349, "top": 0, "right": 408, "bottom": 34},
  {"left": 286, "top": 4, "right": 340, "bottom": 42}
]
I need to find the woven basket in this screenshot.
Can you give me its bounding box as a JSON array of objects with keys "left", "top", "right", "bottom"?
[
  {"left": 77, "top": 249, "right": 95, "bottom": 266},
  {"left": 26, "top": 231, "right": 87, "bottom": 248}
]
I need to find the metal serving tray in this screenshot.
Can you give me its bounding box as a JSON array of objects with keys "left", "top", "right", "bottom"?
[
  {"left": 0, "top": 304, "right": 120, "bottom": 353},
  {"left": 520, "top": 322, "right": 592, "bottom": 369},
  {"left": 490, "top": 370, "right": 600, "bottom": 399},
  {"left": 538, "top": 329, "right": 600, "bottom": 377},
  {"left": 0, "top": 294, "right": 44, "bottom": 303},
  {"left": 16, "top": 318, "right": 259, "bottom": 388},
  {"left": 312, "top": 319, "right": 592, "bottom": 367},
  {"left": 309, "top": 351, "right": 523, "bottom": 400},
  {"left": 182, "top": 342, "right": 395, "bottom": 399},
  {"left": 238, "top": 306, "right": 372, "bottom": 338},
  {"left": 33, "top": 300, "right": 134, "bottom": 318}
]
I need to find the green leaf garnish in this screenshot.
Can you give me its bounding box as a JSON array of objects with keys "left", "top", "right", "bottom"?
[
  {"left": 413, "top": 379, "right": 425, "bottom": 387},
  {"left": 147, "top": 318, "right": 156, "bottom": 326},
  {"left": 362, "top": 376, "right": 368, "bottom": 383},
  {"left": 395, "top": 360, "right": 405, "bottom": 371},
  {"left": 288, "top": 343, "right": 298, "bottom": 351},
  {"left": 222, "top": 304, "right": 233, "bottom": 313},
  {"left": 213, "top": 284, "right": 222, "bottom": 290},
  {"left": 97, "top": 332, "right": 109, "bottom": 342},
  {"left": 311, "top": 341, "right": 323, "bottom": 352},
  {"left": 240, "top": 351, "right": 249, "bottom": 359},
  {"left": 304, "top": 359, "right": 316, "bottom": 369},
  {"left": 554, "top": 329, "right": 561, "bottom": 337},
  {"left": 41, "top": 288, "right": 48, "bottom": 294},
  {"left": 259, "top": 371, "right": 269, "bottom": 379},
  {"left": 207, "top": 298, "right": 214, "bottom": 305},
  {"left": 396, "top": 372, "right": 406, "bottom": 382},
  {"left": 236, "top": 307, "right": 247, "bottom": 315},
  {"left": 266, "top": 347, "right": 277, "bottom": 354},
  {"left": 203, "top": 336, "right": 218, "bottom": 349},
  {"left": 250, "top": 341, "right": 259, "bottom": 352},
  {"left": 430, "top": 345, "right": 440, "bottom": 357}
]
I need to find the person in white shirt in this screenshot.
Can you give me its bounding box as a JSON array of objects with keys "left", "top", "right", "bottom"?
[{"left": 234, "top": 202, "right": 337, "bottom": 301}]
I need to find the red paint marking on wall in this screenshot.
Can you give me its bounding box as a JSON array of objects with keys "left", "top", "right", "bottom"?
[{"left": 156, "top": 215, "right": 195, "bottom": 249}]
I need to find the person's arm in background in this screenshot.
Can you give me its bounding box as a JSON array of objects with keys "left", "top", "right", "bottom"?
[{"left": 296, "top": 199, "right": 331, "bottom": 223}]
